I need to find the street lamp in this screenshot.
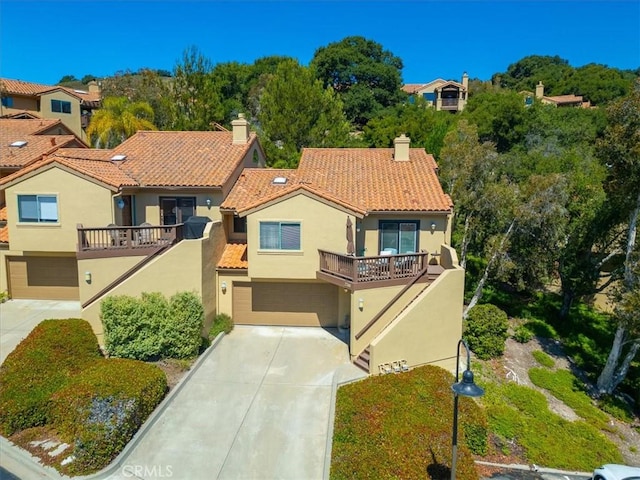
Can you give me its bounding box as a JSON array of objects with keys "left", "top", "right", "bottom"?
[{"left": 451, "top": 339, "right": 484, "bottom": 480}]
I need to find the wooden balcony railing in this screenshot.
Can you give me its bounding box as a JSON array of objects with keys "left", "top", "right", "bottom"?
[
  {"left": 441, "top": 98, "right": 460, "bottom": 107},
  {"left": 318, "top": 250, "right": 429, "bottom": 289},
  {"left": 77, "top": 224, "right": 183, "bottom": 259}
]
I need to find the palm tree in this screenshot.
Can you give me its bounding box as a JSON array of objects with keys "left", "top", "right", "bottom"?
[{"left": 87, "top": 96, "right": 157, "bottom": 148}]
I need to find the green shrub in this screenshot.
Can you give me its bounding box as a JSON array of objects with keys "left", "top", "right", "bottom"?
[
  {"left": 101, "top": 291, "right": 205, "bottom": 360},
  {"left": 102, "top": 294, "right": 160, "bottom": 360},
  {"left": 598, "top": 394, "right": 635, "bottom": 423},
  {"left": 512, "top": 325, "right": 534, "bottom": 343},
  {"left": 50, "top": 358, "right": 167, "bottom": 474},
  {"left": 523, "top": 319, "right": 558, "bottom": 339},
  {"left": 209, "top": 313, "right": 234, "bottom": 340},
  {"left": 464, "top": 304, "right": 509, "bottom": 360},
  {"left": 0, "top": 319, "right": 101, "bottom": 435},
  {"left": 163, "top": 291, "right": 204, "bottom": 358},
  {"left": 532, "top": 350, "right": 555, "bottom": 368}
]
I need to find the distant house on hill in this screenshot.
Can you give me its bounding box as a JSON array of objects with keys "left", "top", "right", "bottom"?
[
  {"left": 524, "top": 81, "right": 591, "bottom": 108},
  {"left": 402, "top": 73, "right": 469, "bottom": 112}
]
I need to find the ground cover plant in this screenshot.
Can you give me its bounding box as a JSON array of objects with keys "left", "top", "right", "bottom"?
[
  {"left": 0, "top": 318, "right": 168, "bottom": 476},
  {"left": 331, "top": 365, "right": 486, "bottom": 480}
]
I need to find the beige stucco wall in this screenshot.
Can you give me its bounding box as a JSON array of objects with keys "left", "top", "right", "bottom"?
[
  {"left": 0, "top": 95, "right": 39, "bottom": 114},
  {"left": 247, "top": 193, "right": 354, "bottom": 279},
  {"left": 0, "top": 248, "right": 20, "bottom": 294},
  {"left": 78, "top": 255, "right": 147, "bottom": 302},
  {"left": 217, "top": 271, "right": 249, "bottom": 316},
  {"left": 369, "top": 265, "right": 465, "bottom": 372},
  {"left": 130, "top": 190, "right": 224, "bottom": 225},
  {"left": 4, "top": 167, "right": 114, "bottom": 252},
  {"left": 82, "top": 222, "right": 221, "bottom": 344},
  {"left": 39, "top": 91, "right": 83, "bottom": 139},
  {"left": 360, "top": 213, "right": 451, "bottom": 257}
]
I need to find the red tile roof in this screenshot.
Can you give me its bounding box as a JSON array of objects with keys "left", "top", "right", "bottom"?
[
  {"left": 1, "top": 134, "right": 83, "bottom": 169},
  {"left": 113, "top": 131, "right": 258, "bottom": 187},
  {"left": 0, "top": 78, "right": 101, "bottom": 106},
  {"left": 218, "top": 243, "right": 248, "bottom": 269},
  {"left": 0, "top": 225, "right": 8, "bottom": 243},
  {"left": 0, "top": 204, "right": 6, "bottom": 222},
  {"left": 1, "top": 130, "right": 260, "bottom": 191},
  {"left": 222, "top": 147, "right": 452, "bottom": 214}
]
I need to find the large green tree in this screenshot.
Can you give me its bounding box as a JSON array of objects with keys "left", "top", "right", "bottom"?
[
  {"left": 492, "top": 55, "right": 572, "bottom": 93},
  {"left": 257, "top": 59, "right": 351, "bottom": 168},
  {"left": 170, "top": 46, "right": 224, "bottom": 130},
  {"left": 311, "top": 36, "right": 404, "bottom": 128},
  {"left": 86, "top": 96, "right": 156, "bottom": 148}
]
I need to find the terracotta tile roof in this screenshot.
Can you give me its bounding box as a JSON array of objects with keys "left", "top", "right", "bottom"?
[
  {"left": 223, "top": 147, "right": 452, "bottom": 214},
  {"left": 0, "top": 118, "right": 65, "bottom": 136},
  {"left": 543, "top": 94, "right": 584, "bottom": 104},
  {"left": 0, "top": 149, "right": 138, "bottom": 190},
  {"left": 0, "top": 78, "right": 54, "bottom": 96},
  {"left": 217, "top": 243, "right": 248, "bottom": 269},
  {"left": 402, "top": 84, "right": 426, "bottom": 94},
  {"left": 114, "top": 131, "right": 258, "bottom": 187},
  {"left": 0, "top": 133, "right": 82, "bottom": 169},
  {"left": 0, "top": 204, "right": 6, "bottom": 222},
  {"left": 0, "top": 225, "right": 8, "bottom": 243},
  {"left": 297, "top": 148, "right": 452, "bottom": 212}
]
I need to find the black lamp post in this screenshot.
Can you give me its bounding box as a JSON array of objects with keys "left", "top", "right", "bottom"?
[{"left": 451, "top": 339, "right": 484, "bottom": 480}]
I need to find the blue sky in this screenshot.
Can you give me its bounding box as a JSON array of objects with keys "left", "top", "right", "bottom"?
[{"left": 1, "top": 1, "right": 639, "bottom": 86}]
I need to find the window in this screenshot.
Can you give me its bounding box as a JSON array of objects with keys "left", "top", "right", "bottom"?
[
  {"left": 1, "top": 96, "right": 13, "bottom": 108},
  {"left": 259, "top": 222, "right": 300, "bottom": 250},
  {"left": 379, "top": 220, "right": 419, "bottom": 254},
  {"left": 160, "top": 197, "right": 195, "bottom": 225},
  {"left": 18, "top": 195, "right": 58, "bottom": 223},
  {"left": 51, "top": 99, "right": 71, "bottom": 114},
  {"left": 233, "top": 216, "right": 247, "bottom": 233}
]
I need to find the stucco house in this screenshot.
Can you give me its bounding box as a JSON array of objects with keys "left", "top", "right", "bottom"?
[
  {"left": 402, "top": 73, "right": 469, "bottom": 112},
  {"left": 0, "top": 78, "right": 101, "bottom": 141},
  {"left": 0, "top": 116, "right": 464, "bottom": 375}
]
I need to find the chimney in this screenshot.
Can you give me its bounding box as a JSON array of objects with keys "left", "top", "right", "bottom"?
[
  {"left": 88, "top": 81, "right": 101, "bottom": 94},
  {"left": 393, "top": 134, "right": 410, "bottom": 161},
  {"left": 536, "top": 81, "right": 544, "bottom": 99},
  {"left": 462, "top": 72, "right": 469, "bottom": 91},
  {"left": 231, "top": 113, "right": 250, "bottom": 144}
]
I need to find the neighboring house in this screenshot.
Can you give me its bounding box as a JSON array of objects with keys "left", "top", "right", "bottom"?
[
  {"left": 0, "top": 116, "right": 465, "bottom": 375},
  {"left": 402, "top": 73, "right": 469, "bottom": 112},
  {"left": 525, "top": 81, "right": 591, "bottom": 108},
  {"left": 0, "top": 118, "right": 88, "bottom": 250},
  {"left": 0, "top": 78, "right": 101, "bottom": 141}
]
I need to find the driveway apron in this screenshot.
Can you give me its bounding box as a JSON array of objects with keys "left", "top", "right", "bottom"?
[{"left": 106, "top": 326, "right": 364, "bottom": 480}]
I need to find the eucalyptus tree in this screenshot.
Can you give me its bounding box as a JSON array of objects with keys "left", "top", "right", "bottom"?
[{"left": 595, "top": 81, "right": 640, "bottom": 396}]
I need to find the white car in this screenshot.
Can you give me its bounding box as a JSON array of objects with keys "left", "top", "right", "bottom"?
[{"left": 593, "top": 464, "right": 640, "bottom": 480}]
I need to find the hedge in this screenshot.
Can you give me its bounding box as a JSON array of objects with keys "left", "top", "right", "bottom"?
[
  {"left": 50, "top": 358, "right": 167, "bottom": 474},
  {"left": 0, "top": 319, "right": 101, "bottom": 435},
  {"left": 101, "top": 291, "right": 204, "bottom": 360}
]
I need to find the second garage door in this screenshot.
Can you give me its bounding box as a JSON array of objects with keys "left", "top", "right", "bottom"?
[
  {"left": 7, "top": 256, "right": 79, "bottom": 300},
  {"left": 233, "top": 282, "right": 338, "bottom": 327}
]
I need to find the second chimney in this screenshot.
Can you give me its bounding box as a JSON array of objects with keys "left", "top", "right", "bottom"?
[
  {"left": 536, "top": 81, "right": 544, "bottom": 99},
  {"left": 232, "top": 113, "right": 250, "bottom": 144},
  {"left": 394, "top": 134, "right": 410, "bottom": 161}
]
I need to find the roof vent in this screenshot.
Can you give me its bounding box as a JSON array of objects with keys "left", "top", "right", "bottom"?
[
  {"left": 272, "top": 176, "right": 288, "bottom": 185},
  {"left": 10, "top": 140, "right": 27, "bottom": 148},
  {"left": 110, "top": 154, "right": 127, "bottom": 161}
]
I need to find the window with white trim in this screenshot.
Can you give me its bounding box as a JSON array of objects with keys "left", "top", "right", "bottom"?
[
  {"left": 259, "top": 221, "right": 300, "bottom": 250},
  {"left": 17, "top": 195, "right": 59, "bottom": 223}
]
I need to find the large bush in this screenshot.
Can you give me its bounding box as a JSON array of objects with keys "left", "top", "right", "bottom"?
[
  {"left": 464, "top": 304, "right": 509, "bottom": 360},
  {"left": 102, "top": 291, "right": 204, "bottom": 360},
  {"left": 50, "top": 358, "right": 167, "bottom": 474},
  {"left": 0, "top": 319, "right": 101, "bottom": 435}
]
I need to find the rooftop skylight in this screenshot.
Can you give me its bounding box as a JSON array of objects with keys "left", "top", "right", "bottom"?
[
  {"left": 272, "top": 176, "right": 287, "bottom": 185},
  {"left": 10, "top": 140, "right": 27, "bottom": 147},
  {"left": 110, "top": 154, "right": 127, "bottom": 161}
]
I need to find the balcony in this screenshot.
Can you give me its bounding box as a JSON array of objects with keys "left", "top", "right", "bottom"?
[
  {"left": 440, "top": 97, "right": 460, "bottom": 110},
  {"left": 77, "top": 224, "right": 183, "bottom": 259},
  {"left": 317, "top": 250, "right": 442, "bottom": 290}
]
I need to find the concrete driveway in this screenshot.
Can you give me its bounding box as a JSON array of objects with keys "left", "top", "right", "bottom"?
[{"left": 104, "top": 326, "right": 365, "bottom": 480}]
